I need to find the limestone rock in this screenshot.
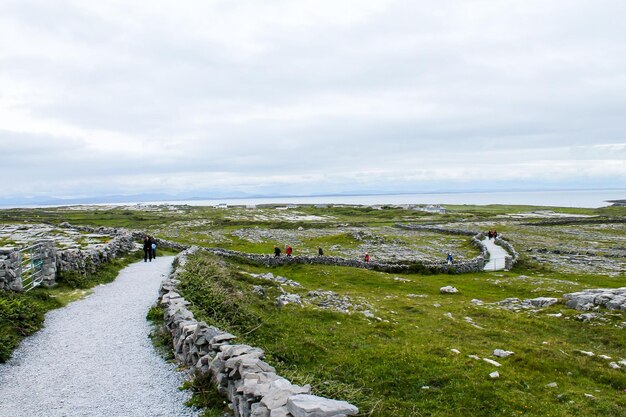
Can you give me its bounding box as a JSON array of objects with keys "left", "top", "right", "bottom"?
[
  {"left": 483, "top": 358, "right": 502, "bottom": 367},
  {"left": 440, "top": 286, "right": 458, "bottom": 294},
  {"left": 287, "top": 394, "right": 359, "bottom": 417},
  {"left": 493, "top": 349, "right": 514, "bottom": 358}
]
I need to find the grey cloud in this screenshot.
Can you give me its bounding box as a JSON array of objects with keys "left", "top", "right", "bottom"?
[{"left": 1, "top": 0, "right": 625, "bottom": 200}]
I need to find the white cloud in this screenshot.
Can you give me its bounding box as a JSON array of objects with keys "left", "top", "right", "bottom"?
[{"left": 1, "top": 0, "right": 625, "bottom": 200}]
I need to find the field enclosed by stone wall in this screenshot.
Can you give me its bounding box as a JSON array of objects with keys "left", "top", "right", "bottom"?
[{"left": 1, "top": 203, "right": 625, "bottom": 416}]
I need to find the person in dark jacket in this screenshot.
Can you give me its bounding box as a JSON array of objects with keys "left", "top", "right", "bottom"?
[
  {"left": 318, "top": 247, "right": 324, "bottom": 256},
  {"left": 273, "top": 246, "right": 281, "bottom": 257},
  {"left": 143, "top": 236, "right": 152, "bottom": 262}
]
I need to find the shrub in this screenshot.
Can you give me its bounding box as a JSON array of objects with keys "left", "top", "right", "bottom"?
[{"left": 57, "top": 270, "right": 88, "bottom": 288}]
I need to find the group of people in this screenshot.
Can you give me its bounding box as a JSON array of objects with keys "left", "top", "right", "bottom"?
[
  {"left": 143, "top": 235, "right": 157, "bottom": 262},
  {"left": 272, "top": 245, "right": 371, "bottom": 262},
  {"left": 487, "top": 229, "right": 498, "bottom": 240},
  {"left": 274, "top": 245, "right": 291, "bottom": 257}
]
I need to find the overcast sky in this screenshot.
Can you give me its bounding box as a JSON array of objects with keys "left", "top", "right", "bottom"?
[{"left": 1, "top": 0, "right": 625, "bottom": 201}]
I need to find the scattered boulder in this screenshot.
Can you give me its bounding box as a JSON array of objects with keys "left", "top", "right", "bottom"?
[
  {"left": 494, "top": 297, "right": 560, "bottom": 311},
  {"left": 527, "top": 297, "right": 559, "bottom": 308},
  {"left": 276, "top": 294, "right": 302, "bottom": 307},
  {"left": 576, "top": 313, "right": 600, "bottom": 322},
  {"left": 483, "top": 358, "right": 502, "bottom": 367},
  {"left": 440, "top": 286, "right": 459, "bottom": 294},
  {"left": 564, "top": 288, "right": 626, "bottom": 311},
  {"left": 493, "top": 349, "right": 514, "bottom": 358}
]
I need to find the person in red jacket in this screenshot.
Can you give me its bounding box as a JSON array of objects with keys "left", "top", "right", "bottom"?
[
  {"left": 364, "top": 252, "right": 370, "bottom": 262},
  {"left": 285, "top": 245, "right": 293, "bottom": 256}
]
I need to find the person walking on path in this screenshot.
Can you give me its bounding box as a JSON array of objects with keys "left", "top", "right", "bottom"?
[
  {"left": 364, "top": 252, "right": 370, "bottom": 263},
  {"left": 285, "top": 245, "right": 293, "bottom": 257},
  {"left": 143, "top": 236, "right": 153, "bottom": 262},
  {"left": 273, "top": 245, "right": 281, "bottom": 257},
  {"left": 318, "top": 247, "right": 324, "bottom": 256},
  {"left": 150, "top": 236, "right": 157, "bottom": 259},
  {"left": 446, "top": 252, "right": 453, "bottom": 264}
]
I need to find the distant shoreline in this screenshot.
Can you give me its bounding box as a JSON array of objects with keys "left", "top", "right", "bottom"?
[{"left": 2, "top": 189, "right": 625, "bottom": 209}]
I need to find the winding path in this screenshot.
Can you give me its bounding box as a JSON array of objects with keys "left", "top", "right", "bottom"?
[
  {"left": 482, "top": 238, "right": 510, "bottom": 271},
  {"left": 0, "top": 256, "right": 199, "bottom": 417}
]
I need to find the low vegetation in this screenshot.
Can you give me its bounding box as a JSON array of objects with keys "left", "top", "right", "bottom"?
[
  {"left": 176, "top": 251, "right": 626, "bottom": 416},
  {"left": 1, "top": 203, "right": 624, "bottom": 416}
]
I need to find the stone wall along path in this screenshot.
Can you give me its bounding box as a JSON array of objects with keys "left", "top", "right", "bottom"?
[
  {"left": 482, "top": 238, "right": 510, "bottom": 271},
  {"left": 0, "top": 256, "right": 199, "bottom": 417}
]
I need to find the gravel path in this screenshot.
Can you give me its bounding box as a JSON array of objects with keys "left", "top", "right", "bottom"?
[
  {"left": 482, "top": 238, "right": 510, "bottom": 271},
  {"left": 0, "top": 256, "right": 199, "bottom": 417}
]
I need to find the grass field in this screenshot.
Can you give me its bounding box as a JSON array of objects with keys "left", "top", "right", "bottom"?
[
  {"left": 1, "top": 203, "right": 624, "bottom": 416},
  {"left": 176, "top": 252, "right": 626, "bottom": 416}
]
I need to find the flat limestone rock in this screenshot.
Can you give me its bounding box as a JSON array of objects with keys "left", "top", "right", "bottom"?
[
  {"left": 287, "top": 394, "right": 359, "bottom": 417},
  {"left": 483, "top": 358, "right": 502, "bottom": 367},
  {"left": 440, "top": 286, "right": 458, "bottom": 294},
  {"left": 493, "top": 349, "right": 514, "bottom": 358},
  {"left": 527, "top": 297, "right": 558, "bottom": 308},
  {"left": 261, "top": 380, "right": 310, "bottom": 410}
]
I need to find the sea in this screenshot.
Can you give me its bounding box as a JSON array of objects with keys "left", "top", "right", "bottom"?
[{"left": 145, "top": 189, "right": 625, "bottom": 209}]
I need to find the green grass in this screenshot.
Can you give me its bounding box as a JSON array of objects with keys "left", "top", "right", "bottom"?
[
  {"left": 1, "top": 203, "right": 624, "bottom": 416},
  {"left": 176, "top": 252, "right": 626, "bottom": 417}
]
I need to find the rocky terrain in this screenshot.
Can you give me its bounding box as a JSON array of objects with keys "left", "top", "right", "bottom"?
[{"left": 0, "top": 223, "right": 110, "bottom": 250}]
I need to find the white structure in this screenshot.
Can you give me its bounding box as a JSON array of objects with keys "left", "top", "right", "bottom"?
[{"left": 417, "top": 204, "right": 446, "bottom": 214}]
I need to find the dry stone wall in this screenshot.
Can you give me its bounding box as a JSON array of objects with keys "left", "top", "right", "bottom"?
[
  {"left": 37, "top": 241, "right": 58, "bottom": 287},
  {"left": 2, "top": 218, "right": 504, "bottom": 293},
  {"left": 203, "top": 247, "right": 485, "bottom": 274},
  {"left": 395, "top": 223, "right": 479, "bottom": 236},
  {"left": 56, "top": 234, "right": 135, "bottom": 274},
  {"left": 58, "top": 222, "right": 487, "bottom": 274},
  {"left": 159, "top": 248, "right": 359, "bottom": 417},
  {"left": 396, "top": 223, "right": 521, "bottom": 270},
  {"left": 0, "top": 242, "right": 57, "bottom": 290},
  {"left": 1, "top": 226, "right": 138, "bottom": 291},
  {"left": 494, "top": 237, "right": 519, "bottom": 270},
  {"left": 0, "top": 248, "right": 22, "bottom": 291}
]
